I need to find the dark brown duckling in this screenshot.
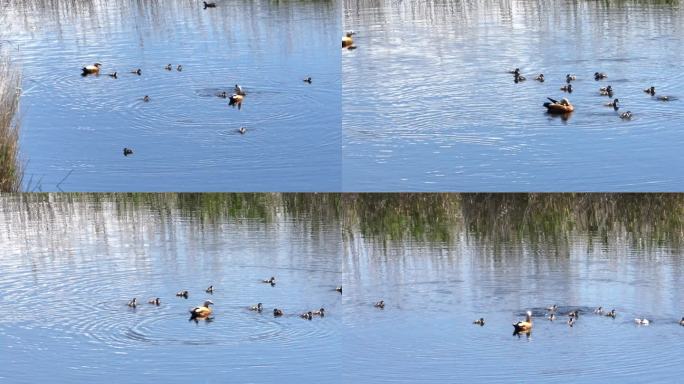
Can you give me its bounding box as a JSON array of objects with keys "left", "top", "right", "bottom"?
[
  {"left": 300, "top": 311, "right": 313, "bottom": 320},
  {"left": 176, "top": 290, "right": 189, "bottom": 298},
  {"left": 123, "top": 148, "right": 133, "bottom": 156},
  {"left": 203, "top": 1, "right": 216, "bottom": 8},
  {"left": 148, "top": 297, "right": 161, "bottom": 306},
  {"left": 273, "top": 308, "right": 283, "bottom": 317},
  {"left": 374, "top": 300, "right": 385, "bottom": 309},
  {"left": 127, "top": 298, "right": 137, "bottom": 308},
  {"left": 205, "top": 285, "right": 214, "bottom": 294}
]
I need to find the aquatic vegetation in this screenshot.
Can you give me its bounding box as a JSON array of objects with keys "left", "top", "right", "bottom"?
[{"left": 0, "top": 57, "right": 22, "bottom": 192}]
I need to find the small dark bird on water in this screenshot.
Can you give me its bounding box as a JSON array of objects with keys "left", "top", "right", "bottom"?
[
  {"left": 203, "top": 1, "right": 216, "bottom": 8},
  {"left": 108, "top": 72, "right": 118, "bottom": 79},
  {"left": 473, "top": 318, "right": 485, "bottom": 326},
  {"left": 123, "top": 148, "right": 133, "bottom": 156},
  {"left": 300, "top": 311, "right": 313, "bottom": 320},
  {"left": 238, "top": 127, "right": 246, "bottom": 134},
  {"left": 148, "top": 297, "right": 160, "bottom": 306},
  {"left": 273, "top": 308, "right": 283, "bottom": 317},
  {"left": 143, "top": 95, "right": 150, "bottom": 102},
  {"left": 303, "top": 77, "right": 312, "bottom": 84},
  {"left": 374, "top": 300, "right": 385, "bottom": 309},
  {"left": 164, "top": 64, "right": 172, "bottom": 71},
  {"left": 177, "top": 65, "right": 183, "bottom": 72},
  {"left": 127, "top": 298, "right": 137, "bottom": 308},
  {"left": 176, "top": 290, "right": 189, "bottom": 298},
  {"left": 335, "top": 286, "right": 342, "bottom": 293},
  {"left": 206, "top": 285, "right": 214, "bottom": 294},
  {"left": 131, "top": 69, "right": 142, "bottom": 75}
]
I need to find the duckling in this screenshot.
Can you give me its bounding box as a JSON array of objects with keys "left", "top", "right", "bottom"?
[
  {"left": 634, "top": 318, "right": 650, "bottom": 325},
  {"left": 176, "top": 65, "right": 183, "bottom": 72},
  {"left": 130, "top": 68, "right": 142, "bottom": 76},
  {"left": 569, "top": 310, "right": 580, "bottom": 318},
  {"left": 108, "top": 72, "right": 118, "bottom": 79},
  {"left": 679, "top": 317, "right": 684, "bottom": 326},
  {"left": 229, "top": 94, "right": 244, "bottom": 106},
  {"left": 143, "top": 95, "right": 150, "bottom": 102},
  {"left": 234, "top": 84, "right": 246, "bottom": 96},
  {"left": 508, "top": 68, "right": 521, "bottom": 75},
  {"left": 560, "top": 84, "right": 572, "bottom": 92},
  {"left": 599, "top": 85, "right": 613, "bottom": 96},
  {"left": 82, "top": 63, "right": 102, "bottom": 75},
  {"left": 546, "top": 304, "right": 558, "bottom": 312},
  {"left": 216, "top": 91, "right": 228, "bottom": 99},
  {"left": 548, "top": 313, "right": 556, "bottom": 321},
  {"left": 342, "top": 31, "right": 355, "bottom": 48},
  {"left": 605, "top": 98, "right": 619, "bottom": 109},
  {"left": 303, "top": 77, "right": 312, "bottom": 84},
  {"left": 473, "top": 318, "right": 485, "bottom": 326},
  {"left": 593, "top": 306, "right": 604, "bottom": 315},
  {"left": 657, "top": 95, "right": 670, "bottom": 101},
  {"left": 644, "top": 86, "right": 655, "bottom": 95},
  {"left": 514, "top": 74, "right": 526, "bottom": 82},
  {"left": 374, "top": 300, "right": 385, "bottom": 309},
  {"left": 566, "top": 74, "right": 576, "bottom": 83},
  {"left": 568, "top": 317, "right": 576, "bottom": 327},
  {"left": 534, "top": 74, "right": 545, "bottom": 82},
  {"left": 250, "top": 303, "right": 263, "bottom": 312},
  {"left": 335, "top": 286, "right": 342, "bottom": 293},
  {"left": 620, "top": 111, "right": 633, "bottom": 120},
  {"left": 189, "top": 300, "right": 213, "bottom": 318},
  {"left": 313, "top": 307, "right": 325, "bottom": 317},
  {"left": 127, "top": 298, "right": 137, "bottom": 308},
  {"left": 148, "top": 297, "right": 161, "bottom": 306},
  {"left": 203, "top": 1, "right": 216, "bottom": 9},
  {"left": 594, "top": 72, "right": 608, "bottom": 80},
  {"left": 262, "top": 276, "right": 276, "bottom": 285},
  {"left": 164, "top": 64, "right": 172, "bottom": 71},
  {"left": 176, "top": 290, "right": 189, "bottom": 298},
  {"left": 273, "top": 308, "right": 284, "bottom": 317},
  {"left": 238, "top": 127, "right": 246, "bottom": 134},
  {"left": 300, "top": 311, "right": 313, "bottom": 320},
  {"left": 205, "top": 285, "right": 214, "bottom": 294},
  {"left": 123, "top": 148, "right": 133, "bottom": 156},
  {"left": 513, "top": 311, "right": 533, "bottom": 333},
  {"left": 605, "top": 309, "right": 616, "bottom": 318}
]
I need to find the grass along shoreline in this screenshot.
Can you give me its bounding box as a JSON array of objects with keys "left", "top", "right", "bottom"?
[{"left": 0, "top": 57, "right": 22, "bottom": 192}]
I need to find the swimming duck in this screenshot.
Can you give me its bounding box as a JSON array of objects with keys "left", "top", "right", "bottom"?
[
  {"left": 300, "top": 311, "right": 313, "bottom": 320},
  {"left": 548, "top": 313, "right": 556, "bottom": 321},
  {"left": 605, "top": 98, "right": 619, "bottom": 109},
  {"left": 508, "top": 68, "right": 521, "bottom": 75},
  {"left": 342, "top": 31, "right": 355, "bottom": 48},
  {"left": 127, "top": 298, "right": 137, "bottom": 308},
  {"left": 205, "top": 285, "right": 214, "bottom": 294},
  {"left": 513, "top": 311, "right": 533, "bottom": 333},
  {"left": 594, "top": 306, "right": 604, "bottom": 315},
  {"left": 566, "top": 74, "right": 576, "bottom": 83},
  {"left": 594, "top": 72, "right": 608, "bottom": 80},
  {"left": 203, "top": 1, "right": 216, "bottom": 8},
  {"left": 473, "top": 318, "right": 485, "bottom": 326},
  {"left": 229, "top": 94, "right": 244, "bottom": 106},
  {"left": 679, "top": 317, "right": 684, "bottom": 326},
  {"left": 599, "top": 85, "right": 613, "bottom": 96},
  {"left": 644, "top": 86, "right": 655, "bottom": 95},
  {"left": 273, "top": 308, "right": 284, "bottom": 317},
  {"left": 148, "top": 297, "right": 161, "bottom": 306},
  {"left": 216, "top": 91, "right": 228, "bottom": 98},
  {"left": 560, "top": 84, "right": 572, "bottom": 92},
  {"left": 514, "top": 74, "right": 526, "bottom": 82},
  {"left": 534, "top": 74, "right": 545, "bottom": 82},
  {"left": 108, "top": 72, "right": 118, "bottom": 79},
  {"left": 238, "top": 127, "right": 246, "bottom": 134},
  {"left": 143, "top": 95, "right": 150, "bottom": 102},
  {"left": 605, "top": 309, "right": 616, "bottom": 318},
  {"left": 335, "top": 286, "right": 342, "bottom": 293},
  {"left": 176, "top": 65, "right": 183, "bottom": 72},
  {"left": 568, "top": 317, "right": 576, "bottom": 327},
  {"left": 176, "top": 290, "right": 189, "bottom": 298},
  {"left": 164, "top": 64, "right": 172, "bottom": 71},
  {"left": 657, "top": 95, "right": 670, "bottom": 101},
  {"left": 131, "top": 69, "right": 142, "bottom": 75},
  {"left": 313, "top": 307, "right": 325, "bottom": 317},
  {"left": 262, "top": 276, "right": 276, "bottom": 285},
  {"left": 82, "top": 63, "right": 102, "bottom": 75},
  {"left": 303, "top": 77, "right": 312, "bottom": 84},
  {"left": 250, "top": 303, "right": 263, "bottom": 312},
  {"left": 123, "top": 148, "right": 133, "bottom": 156},
  {"left": 620, "top": 111, "right": 633, "bottom": 120},
  {"left": 569, "top": 310, "right": 579, "bottom": 318},
  {"left": 374, "top": 300, "right": 385, "bottom": 309},
  {"left": 234, "top": 84, "right": 246, "bottom": 96},
  {"left": 634, "top": 318, "right": 650, "bottom": 325},
  {"left": 543, "top": 97, "right": 574, "bottom": 113},
  {"left": 189, "top": 300, "right": 214, "bottom": 318},
  {"left": 546, "top": 304, "right": 557, "bottom": 312}
]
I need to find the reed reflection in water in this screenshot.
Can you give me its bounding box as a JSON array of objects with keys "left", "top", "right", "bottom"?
[{"left": 0, "top": 193, "right": 341, "bottom": 383}]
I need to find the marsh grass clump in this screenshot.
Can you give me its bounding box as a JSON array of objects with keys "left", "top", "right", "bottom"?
[{"left": 0, "top": 57, "right": 22, "bottom": 192}]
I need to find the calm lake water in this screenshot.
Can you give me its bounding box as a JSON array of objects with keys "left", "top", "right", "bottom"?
[
  {"left": 343, "top": 194, "right": 684, "bottom": 382},
  {"left": 2, "top": 0, "right": 340, "bottom": 191},
  {"left": 0, "top": 194, "right": 341, "bottom": 383},
  {"left": 343, "top": 0, "right": 684, "bottom": 191}
]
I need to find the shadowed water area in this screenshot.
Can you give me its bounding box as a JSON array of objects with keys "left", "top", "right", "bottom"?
[
  {"left": 343, "top": 0, "right": 684, "bottom": 191},
  {"left": 0, "top": 193, "right": 342, "bottom": 383},
  {"left": 343, "top": 194, "right": 684, "bottom": 382},
  {"left": 1, "top": 0, "right": 340, "bottom": 191}
]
